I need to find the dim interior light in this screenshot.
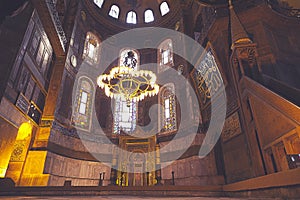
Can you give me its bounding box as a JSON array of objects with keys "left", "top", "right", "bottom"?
[{"left": 16, "top": 122, "right": 32, "bottom": 140}]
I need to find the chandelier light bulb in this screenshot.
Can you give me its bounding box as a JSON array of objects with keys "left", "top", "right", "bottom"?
[{"left": 97, "top": 66, "right": 159, "bottom": 107}]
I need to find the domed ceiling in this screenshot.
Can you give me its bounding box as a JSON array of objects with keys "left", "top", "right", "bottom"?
[
  {"left": 86, "top": 0, "right": 235, "bottom": 27},
  {"left": 86, "top": 0, "right": 182, "bottom": 26}
]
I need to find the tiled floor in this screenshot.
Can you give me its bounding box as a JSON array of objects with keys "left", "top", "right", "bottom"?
[{"left": 0, "top": 196, "right": 279, "bottom": 200}]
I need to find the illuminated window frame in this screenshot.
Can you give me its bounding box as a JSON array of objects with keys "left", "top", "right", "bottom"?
[
  {"left": 160, "top": 1, "right": 170, "bottom": 16},
  {"left": 73, "top": 76, "right": 95, "bottom": 131},
  {"left": 94, "top": 0, "right": 104, "bottom": 8},
  {"left": 119, "top": 48, "right": 139, "bottom": 68},
  {"left": 126, "top": 11, "right": 137, "bottom": 24},
  {"left": 83, "top": 32, "right": 100, "bottom": 64},
  {"left": 158, "top": 39, "right": 173, "bottom": 73},
  {"left": 109, "top": 5, "right": 120, "bottom": 19},
  {"left": 144, "top": 9, "right": 154, "bottom": 23},
  {"left": 113, "top": 97, "right": 137, "bottom": 134},
  {"left": 159, "top": 84, "right": 177, "bottom": 132}
]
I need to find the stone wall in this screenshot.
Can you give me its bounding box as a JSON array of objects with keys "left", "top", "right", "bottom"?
[
  {"left": 159, "top": 133, "right": 224, "bottom": 186},
  {"left": 161, "top": 155, "right": 223, "bottom": 186},
  {"left": 45, "top": 152, "right": 111, "bottom": 186}
]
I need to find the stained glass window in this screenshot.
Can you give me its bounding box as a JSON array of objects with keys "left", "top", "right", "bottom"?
[
  {"left": 83, "top": 32, "right": 100, "bottom": 64},
  {"left": 144, "top": 9, "right": 154, "bottom": 23},
  {"left": 94, "top": 0, "right": 104, "bottom": 8},
  {"left": 113, "top": 49, "right": 139, "bottom": 134},
  {"left": 162, "top": 49, "right": 170, "bottom": 65},
  {"left": 109, "top": 5, "right": 120, "bottom": 19},
  {"left": 158, "top": 39, "right": 173, "bottom": 73},
  {"left": 160, "top": 2, "right": 170, "bottom": 16},
  {"left": 73, "top": 77, "right": 94, "bottom": 131},
  {"left": 113, "top": 97, "right": 137, "bottom": 134},
  {"left": 119, "top": 48, "right": 139, "bottom": 69},
  {"left": 160, "top": 84, "right": 177, "bottom": 132},
  {"left": 126, "top": 11, "right": 137, "bottom": 24},
  {"left": 79, "top": 91, "right": 88, "bottom": 114}
]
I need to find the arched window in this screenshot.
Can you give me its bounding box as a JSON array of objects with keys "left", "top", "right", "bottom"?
[
  {"left": 144, "top": 9, "right": 154, "bottom": 23},
  {"left": 119, "top": 48, "right": 139, "bottom": 69},
  {"left": 159, "top": 84, "right": 177, "bottom": 132},
  {"left": 94, "top": 0, "right": 104, "bottom": 8},
  {"left": 126, "top": 11, "right": 137, "bottom": 24},
  {"left": 113, "top": 49, "right": 139, "bottom": 134},
  {"left": 73, "top": 77, "right": 95, "bottom": 131},
  {"left": 113, "top": 98, "right": 137, "bottom": 134},
  {"left": 160, "top": 1, "right": 170, "bottom": 16},
  {"left": 109, "top": 5, "right": 120, "bottom": 19},
  {"left": 83, "top": 32, "right": 100, "bottom": 64},
  {"left": 158, "top": 39, "right": 173, "bottom": 73}
]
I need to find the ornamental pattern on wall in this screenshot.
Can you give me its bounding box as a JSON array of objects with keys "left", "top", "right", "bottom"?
[
  {"left": 221, "top": 112, "right": 242, "bottom": 142},
  {"left": 193, "top": 47, "right": 223, "bottom": 105}
]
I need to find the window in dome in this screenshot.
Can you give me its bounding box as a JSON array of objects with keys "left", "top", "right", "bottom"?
[
  {"left": 160, "top": 1, "right": 170, "bottom": 16},
  {"left": 144, "top": 9, "right": 154, "bottom": 23},
  {"left": 83, "top": 32, "right": 100, "bottom": 64},
  {"left": 94, "top": 0, "right": 104, "bottom": 8},
  {"left": 158, "top": 39, "right": 173, "bottom": 73},
  {"left": 159, "top": 84, "right": 177, "bottom": 132},
  {"left": 126, "top": 11, "right": 137, "bottom": 24},
  {"left": 73, "top": 77, "right": 94, "bottom": 131},
  {"left": 109, "top": 5, "right": 120, "bottom": 19}
]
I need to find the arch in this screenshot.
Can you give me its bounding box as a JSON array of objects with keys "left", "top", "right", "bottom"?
[
  {"left": 5, "top": 122, "right": 33, "bottom": 184},
  {"left": 119, "top": 48, "right": 140, "bottom": 69},
  {"left": 144, "top": 9, "right": 154, "bottom": 23},
  {"left": 109, "top": 4, "right": 120, "bottom": 19},
  {"left": 83, "top": 32, "right": 100, "bottom": 64},
  {"left": 157, "top": 38, "right": 173, "bottom": 73},
  {"left": 160, "top": 1, "right": 170, "bottom": 16},
  {"left": 16, "top": 122, "right": 32, "bottom": 140},
  {"left": 126, "top": 11, "right": 137, "bottom": 24},
  {"left": 93, "top": 0, "right": 104, "bottom": 8},
  {"left": 128, "top": 151, "right": 146, "bottom": 186},
  {"left": 72, "top": 76, "right": 95, "bottom": 131},
  {"left": 158, "top": 83, "right": 177, "bottom": 132}
]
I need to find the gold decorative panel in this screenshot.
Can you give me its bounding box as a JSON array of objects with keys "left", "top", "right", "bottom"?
[
  {"left": 222, "top": 112, "right": 242, "bottom": 142},
  {"left": 10, "top": 141, "right": 27, "bottom": 162}
]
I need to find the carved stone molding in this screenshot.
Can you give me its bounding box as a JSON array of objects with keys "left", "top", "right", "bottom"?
[
  {"left": 222, "top": 111, "right": 242, "bottom": 142},
  {"left": 235, "top": 45, "right": 258, "bottom": 67}
]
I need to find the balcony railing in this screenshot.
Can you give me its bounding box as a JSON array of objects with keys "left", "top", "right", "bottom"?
[{"left": 45, "top": 0, "right": 67, "bottom": 52}]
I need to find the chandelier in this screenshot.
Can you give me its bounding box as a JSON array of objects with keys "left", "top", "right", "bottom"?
[{"left": 97, "top": 51, "right": 159, "bottom": 106}]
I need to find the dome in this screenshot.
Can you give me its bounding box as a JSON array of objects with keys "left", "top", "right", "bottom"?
[{"left": 85, "top": 0, "right": 182, "bottom": 27}]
